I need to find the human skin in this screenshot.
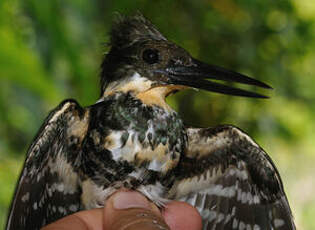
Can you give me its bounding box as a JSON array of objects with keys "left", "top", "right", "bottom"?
[{"left": 42, "top": 190, "right": 202, "bottom": 230}]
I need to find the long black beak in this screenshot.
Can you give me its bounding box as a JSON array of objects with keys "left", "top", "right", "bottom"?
[{"left": 156, "top": 58, "right": 272, "bottom": 98}]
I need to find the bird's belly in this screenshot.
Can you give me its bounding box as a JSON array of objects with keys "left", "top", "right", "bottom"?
[{"left": 104, "top": 129, "right": 180, "bottom": 174}]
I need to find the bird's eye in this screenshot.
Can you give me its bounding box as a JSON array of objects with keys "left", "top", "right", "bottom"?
[{"left": 142, "top": 49, "right": 159, "bottom": 64}]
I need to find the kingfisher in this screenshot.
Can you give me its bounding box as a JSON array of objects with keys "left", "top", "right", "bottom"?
[{"left": 6, "top": 14, "right": 295, "bottom": 230}]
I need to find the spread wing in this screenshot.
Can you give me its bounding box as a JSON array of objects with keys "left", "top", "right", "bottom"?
[
  {"left": 169, "top": 125, "right": 295, "bottom": 230},
  {"left": 6, "top": 99, "right": 89, "bottom": 230}
]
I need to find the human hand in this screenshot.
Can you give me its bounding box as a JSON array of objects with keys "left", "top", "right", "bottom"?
[{"left": 42, "top": 190, "right": 202, "bottom": 230}]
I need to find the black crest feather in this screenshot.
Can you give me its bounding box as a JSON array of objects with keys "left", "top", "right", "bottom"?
[{"left": 110, "top": 13, "right": 166, "bottom": 49}]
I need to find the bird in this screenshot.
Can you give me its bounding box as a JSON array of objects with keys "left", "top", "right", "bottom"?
[{"left": 6, "top": 13, "right": 295, "bottom": 230}]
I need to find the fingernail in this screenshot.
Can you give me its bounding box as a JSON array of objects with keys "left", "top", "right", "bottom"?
[{"left": 113, "top": 191, "right": 151, "bottom": 210}]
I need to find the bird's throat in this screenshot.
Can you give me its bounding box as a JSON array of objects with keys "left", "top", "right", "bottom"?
[
  {"left": 136, "top": 85, "right": 185, "bottom": 110},
  {"left": 102, "top": 72, "right": 187, "bottom": 110}
]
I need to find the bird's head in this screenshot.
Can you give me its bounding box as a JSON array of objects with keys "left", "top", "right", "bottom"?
[{"left": 100, "top": 14, "right": 271, "bottom": 106}]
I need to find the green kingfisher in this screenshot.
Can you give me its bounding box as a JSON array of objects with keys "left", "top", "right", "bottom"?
[{"left": 6, "top": 14, "right": 295, "bottom": 230}]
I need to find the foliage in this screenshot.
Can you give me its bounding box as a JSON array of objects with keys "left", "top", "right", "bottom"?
[{"left": 0, "top": 0, "right": 314, "bottom": 229}]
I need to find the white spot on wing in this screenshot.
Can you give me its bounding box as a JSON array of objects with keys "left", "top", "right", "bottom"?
[
  {"left": 232, "top": 218, "right": 238, "bottom": 229},
  {"left": 21, "top": 192, "right": 30, "bottom": 202},
  {"left": 232, "top": 206, "right": 236, "bottom": 216},
  {"left": 274, "top": 218, "right": 285, "bottom": 228},
  {"left": 237, "top": 188, "right": 242, "bottom": 201},
  {"left": 56, "top": 183, "right": 64, "bottom": 192},
  {"left": 58, "top": 206, "right": 65, "bottom": 214},
  {"left": 208, "top": 210, "right": 217, "bottom": 222},
  {"left": 217, "top": 213, "right": 225, "bottom": 223},
  {"left": 235, "top": 168, "right": 248, "bottom": 180},
  {"left": 239, "top": 221, "right": 245, "bottom": 230},
  {"left": 253, "top": 195, "right": 260, "bottom": 204},
  {"left": 224, "top": 213, "right": 231, "bottom": 224},
  {"left": 241, "top": 191, "right": 247, "bottom": 203},
  {"left": 47, "top": 187, "right": 53, "bottom": 197}
]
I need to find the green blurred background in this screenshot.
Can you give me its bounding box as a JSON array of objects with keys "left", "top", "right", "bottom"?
[{"left": 0, "top": 0, "right": 314, "bottom": 229}]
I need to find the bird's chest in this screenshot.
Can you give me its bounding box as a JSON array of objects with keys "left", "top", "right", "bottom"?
[{"left": 88, "top": 93, "right": 187, "bottom": 174}]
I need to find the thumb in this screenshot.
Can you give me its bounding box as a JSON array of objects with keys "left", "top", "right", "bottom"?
[{"left": 104, "top": 190, "right": 170, "bottom": 230}]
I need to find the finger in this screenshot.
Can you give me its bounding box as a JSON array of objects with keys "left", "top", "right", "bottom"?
[
  {"left": 42, "top": 192, "right": 203, "bottom": 230},
  {"left": 41, "top": 208, "right": 103, "bottom": 230},
  {"left": 163, "top": 201, "right": 202, "bottom": 230},
  {"left": 104, "top": 190, "right": 170, "bottom": 230}
]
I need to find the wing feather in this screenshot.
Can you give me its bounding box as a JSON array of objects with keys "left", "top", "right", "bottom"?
[
  {"left": 170, "top": 125, "right": 295, "bottom": 230},
  {"left": 6, "top": 99, "right": 88, "bottom": 230}
]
